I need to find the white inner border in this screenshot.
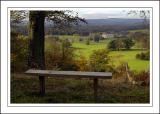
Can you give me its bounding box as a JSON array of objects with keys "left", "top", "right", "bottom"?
[
  {"left": 7, "top": 7, "right": 153, "bottom": 107},
  {"left": 1, "top": 1, "right": 159, "bottom": 113}
]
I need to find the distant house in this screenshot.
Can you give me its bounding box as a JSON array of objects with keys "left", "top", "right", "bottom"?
[
  {"left": 114, "top": 31, "right": 128, "bottom": 38},
  {"left": 102, "top": 32, "right": 114, "bottom": 38}
]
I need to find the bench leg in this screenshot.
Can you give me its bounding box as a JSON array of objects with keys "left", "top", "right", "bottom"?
[
  {"left": 93, "top": 78, "right": 98, "bottom": 102},
  {"left": 39, "top": 76, "right": 45, "bottom": 96}
]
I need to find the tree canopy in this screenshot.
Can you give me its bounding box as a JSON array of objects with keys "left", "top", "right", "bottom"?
[
  {"left": 11, "top": 10, "right": 87, "bottom": 69},
  {"left": 11, "top": 10, "right": 87, "bottom": 27}
]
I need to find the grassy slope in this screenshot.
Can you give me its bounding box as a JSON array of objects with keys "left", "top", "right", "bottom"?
[
  {"left": 11, "top": 73, "right": 149, "bottom": 103},
  {"left": 109, "top": 50, "right": 149, "bottom": 71}
]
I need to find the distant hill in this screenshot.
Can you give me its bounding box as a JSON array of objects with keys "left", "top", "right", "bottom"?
[
  {"left": 13, "top": 18, "right": 147, "bottom": 27},
  {"left": 84, "top": 18, "right": 147, "bottom": 26},
  {"left": 11, "top": 18, "right": 148, "bottom": 35}
]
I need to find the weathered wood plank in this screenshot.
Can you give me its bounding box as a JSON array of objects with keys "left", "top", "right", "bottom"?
[{"left": 25, "top": 69, "right": 112, "bottom": 79}]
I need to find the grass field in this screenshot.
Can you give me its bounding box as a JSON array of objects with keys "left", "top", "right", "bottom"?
[
  {"left": 11, "top": 73, "right": 149, "bottom": 103},
  {"left": 11, "top": 32, "right": 150, "bottom": 103},
  {"left": 109, "top": 50, "right": 149, "bottom": 71},
  {"left": 45, "top": 35, "right": 149, "bottom": 72},
  {"left": 71, "top": 38, "right": 149, "bottom": 72},
  {"left": 72, "top": 40, "right": 110, "bottom": 58}
]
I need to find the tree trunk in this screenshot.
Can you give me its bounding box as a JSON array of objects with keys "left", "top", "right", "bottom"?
[
  {"left": 28, "top": 11, "right": 45, "bottom": 69},
  {"left": 28, "top": 11, "right": 46, "bottom": 96}
]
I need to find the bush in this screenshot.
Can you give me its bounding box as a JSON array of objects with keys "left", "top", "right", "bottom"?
[
  {"left": 108, "top": 40, "right": 117, "bottom": 50},
  {"left": 108, "top": 39, "right": 123, "bottom": 51},
  {"left": 136, "top": 51, "right": 150, "bottom": 60},
  {"left": 123, "top": 38, "right": 135, "bottom": 50},
  {"left": 86, "top": 38, "right": 90, "bottom": 45},
  {"left": 89, "top": 49, "right": 110, "bottom": 72},
  {"left": 11, "top": 32, "right": 29, "bottom": 72},
  {"left": 75, "top": 56, "right": 89, "bottom": 71},
  {"left": 45, "top": 38, "right": 78, "bottom": 71},
  {"left": 134, "top": 71, "right": 149, "bottom": 86},
  {"left": 45, "top": 40, "right": 62, "bottom": 70},
  {"left": 108, "top": 38, "right": 135, "bottom": 51}
]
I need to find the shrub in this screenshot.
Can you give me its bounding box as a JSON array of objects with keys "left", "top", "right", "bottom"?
[
  {"left": 129, "top": 31, "right": 149, "bottom": 49},
  {"left": 108, "top": 40, "right": 116, "bottom": 50},
  {"left": 123, "top": 38, "right": 135, "bottom": 50},
  {"left": 108, "top": 39, "right": 123, "bottom": 51},
  {"left": 108, "top": 38, "right": 135, "bottom": 51},
  {"left": 45, "top": 38, "right": 78, "bottom": 71},
  {"left": 134, "top": 71, "right": 149, "bottom": 86},
  {"left": 89, "top": 49, "right": 110, "bottom": 72},
  {"left": 136, "top": 51, "right": 150, "bottom": 60},
  {"left": 45, "top": 40, "right": 62, "bottom": 70},
  {"left": 86, "top": 38, "right": 90, "bottom": 45},
  {"left": 75, "top": 56, "right": 89, "bottom": 71},
  {"left": 11, "top": 32, "right": 29, "bottom": 72}
]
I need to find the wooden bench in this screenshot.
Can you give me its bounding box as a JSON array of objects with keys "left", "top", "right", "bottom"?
[{"left": 25, "top": 69, "right": 112, "bottom": 102}]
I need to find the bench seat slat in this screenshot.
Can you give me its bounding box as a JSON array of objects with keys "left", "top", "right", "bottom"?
[{"left": 25, "top": 69, "right": 112, "bottom": 79}]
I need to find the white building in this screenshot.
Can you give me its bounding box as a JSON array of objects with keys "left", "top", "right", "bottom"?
[{"left": 102, "top": 33, "right": 114, "bottom": 38}]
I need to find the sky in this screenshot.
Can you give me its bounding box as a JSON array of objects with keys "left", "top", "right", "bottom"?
[
  {"left": 49, "top": 8, "right": 150, "bottom": 19},
  {"left": 74, "top": 8, "right": 131, "bottom": 19}
]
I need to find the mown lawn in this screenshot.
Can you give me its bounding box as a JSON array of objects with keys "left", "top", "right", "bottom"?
[{"left": 11, "top": 73, "right": 149, "bottom": 103}]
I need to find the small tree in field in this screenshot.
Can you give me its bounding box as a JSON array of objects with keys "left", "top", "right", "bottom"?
[
  {"left": 108, "top": 40, "right": 117, "bottom": 50},
  {"left": 123, "top": 38, "right": 135, "bottom": 50},
  {"left": 89, "top": 49, "right": 110, "bottom": 72},
  {"left": 116, "top": 39, "right": 124, "bottom": 51},
  {"left": 86, "top": 37, "right": 90, "bottom": 45},
  {"left": 108, "top": 39, "right": 123, "bottom": 51}
]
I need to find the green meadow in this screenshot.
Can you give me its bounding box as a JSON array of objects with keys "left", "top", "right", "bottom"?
[
  {"left": 72, "top": 40, "right": 109, "bottom": 58},
  {"left": 54, "top": 36, "right": 150, "bottom": 72},
  {"left": 72, "top": 42, "right": 149, "bottom": 72},
  {"left": 109, "top": 50, "right": 149, "bottom": 71}
]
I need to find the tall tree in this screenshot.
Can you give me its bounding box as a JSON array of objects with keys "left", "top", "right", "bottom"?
[
  {"left": 28, "top": 11, "right": 46, "bottom": 69},
  {"left": 11, "top": 10, "right": 86, "bottom": 95}
]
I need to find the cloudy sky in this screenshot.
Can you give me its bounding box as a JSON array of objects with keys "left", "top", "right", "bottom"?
[
  {"left": 74, "top": 8, "right": 131, "bottom": 19},
  {"left": 50, "top": 8, "right": 150, "bottom": 19}
]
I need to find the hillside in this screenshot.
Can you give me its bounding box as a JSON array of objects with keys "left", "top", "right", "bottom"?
[
  {"left": 11, "top": 18, "right": 149, "bottom": 36},
  {"left": 84, "top": 18, "right": 146, "bottom": 26}
]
